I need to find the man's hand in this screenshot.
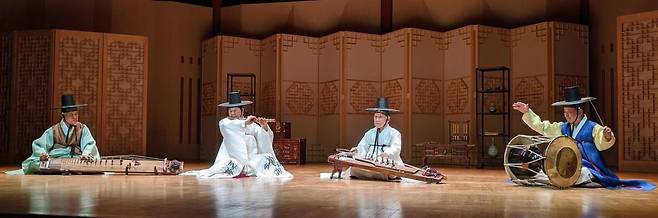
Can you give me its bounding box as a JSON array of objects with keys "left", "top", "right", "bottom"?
[
  {"left": 603, "top": 126, "right": 613, "bottom": 141},
  {"left": 39, "top": 153, "right": 49, "bottom": 161},
  {"left": 256, "top": 118, "right": 270, "bottom": 131},
  {"left": 512, "top": 102, "right": 530, "bottom": 113},
  {"left": 349, "top": 147, "right": 357, "bottom": 152},
  {"left": 245, "top": 115, "right": 257, "bottom": 125}
]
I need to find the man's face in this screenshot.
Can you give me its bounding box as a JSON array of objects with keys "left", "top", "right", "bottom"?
[
  {"left": 373, "top": 112, "right": 388, "bottom": 129},
  {"left": 63, "top": 111, "right": 79, "bottom": 125},
  {"left": 227, "top": 107, "right": 243, "bottom": 119},
  {"left": 563, "top": 107, "right": 580, "bottom": 124}
]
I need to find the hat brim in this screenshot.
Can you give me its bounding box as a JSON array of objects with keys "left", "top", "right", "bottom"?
[
  {"left": 365, "top": 108, "right": 400, "bottom": 113},
  {"left": 551, "top": 97, "right": 596, "bottom": 107},
  {"left": 218, "top": 101, "right": 253, "bottom": 108},
  {"left": 53, "top": 104, "right": 88, "bottom": 110}
]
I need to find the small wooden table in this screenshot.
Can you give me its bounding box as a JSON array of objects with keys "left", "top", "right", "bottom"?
[{"left": 416, "top": 143, "right": 476, "bottom": 167}]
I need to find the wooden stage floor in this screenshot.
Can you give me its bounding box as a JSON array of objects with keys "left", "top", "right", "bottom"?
[{"left": 1, "top": 163, "right": 658, "bottom": 217}]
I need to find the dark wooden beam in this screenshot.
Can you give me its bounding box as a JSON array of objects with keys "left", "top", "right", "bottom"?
[
  {"left": 381, "top": 0, "right": 392, "bottom": 34},
  {"left": 213, "top": 0, "right": 222, "bottom": 35}
]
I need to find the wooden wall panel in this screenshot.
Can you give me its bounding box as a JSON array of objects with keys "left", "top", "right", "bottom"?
[
  {"left": 200, "top": 36, "right": 220, "bottom": 161},
  {"left": 280, "top": 34, "right": 319, "bottom": 157},
  {"left": 101, "top": 33, "right": 148, "bottom": 155},
  {"left": 316, "top": 33, "right": 341, "bottom": 162},
  {"left": 220, "top": 36, "right": 262, "bottom": 114},
  {"left": 476, "top": 26, "right": 511, "bottom": 69},
  {"left": 511, "top": 23, "right": 551, "bottom": 137},
  {"left": 8, "top": 30, "right": 54, "bottom": 163},
  {"left": 52, "top": 30, "right": 103, "bottom": 146},
  {"left": 343, "top": 32, "right": 382, "bottom": 147},
  {"left": 443, "top": 26, "right": 475, "bottom": 143},
  {"left": 617, "top": 10, "right": 658, "bottom": 172},
  {"left": 553, "top": 22, "right": 590, "bottom": 119},
  {"left": 0, "top": 32, "right": 12, "bottom": 162},
  {"left": 410, "top": 28, "right": 445, "bottom": 164},
  {"left": 260, "top": 35, "right": 279, "bottom": 120},
  {"left": 381, "top": 29, "right": 409, "bottom": 160}
]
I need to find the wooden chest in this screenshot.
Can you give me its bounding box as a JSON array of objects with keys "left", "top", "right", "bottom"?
[
  {"left": 272, "top": 122, "right": 291, "bottom": 139},
  {"left": 273, "top": 138, "right": 306, "bottom": 165}
]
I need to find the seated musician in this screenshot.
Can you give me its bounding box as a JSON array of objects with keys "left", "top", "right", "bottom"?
[
  {"left": 181, "top": 92, "right": 292, "bottom": 178},
  {"left": 347, "top": 97, "right": 404, "bottom": 181},
  {"left": 6, "top": 95, "right": 100, "bottom": 175},
  {"left": 513, "top": 86, "right": 655, "bottom": 190}
]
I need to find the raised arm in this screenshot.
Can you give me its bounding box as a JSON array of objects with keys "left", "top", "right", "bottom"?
[{"left": 513, "top": 102, "right": 563, "bottom": 137}]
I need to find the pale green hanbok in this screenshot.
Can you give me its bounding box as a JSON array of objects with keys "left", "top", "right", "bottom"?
[{"left": 5, "top": 120, "right": 100, "bottom": 175}]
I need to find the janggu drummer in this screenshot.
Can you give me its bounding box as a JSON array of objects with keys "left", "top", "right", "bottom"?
[{"left": 513, "top": 86, "right": 654, "bottom": 190}]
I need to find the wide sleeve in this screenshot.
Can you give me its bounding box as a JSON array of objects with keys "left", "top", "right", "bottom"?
[
  {"left": 32, "top": 128, "right": 54, "bottom": 157},
  {"left": 244, "top": 121, "right": 260, "bottom": 136},
  {"left": 521, "top": 109, "right": 563, "bottom": 137},
  {"left": 249, "top": 123, "right": 275, "bottom": 155},
  {"left": 80, "top": 125, "right": 100, "bottom": 159},
  {"left": 355, "top": 131, "right": 370, "bottom": 158},
  {"left": 592, "top": 124, "right": 615, "bottom": 151},
  {"left": 21, "top": 128, "right": 54, "bottom": 173},
  {"left": 383, "top": 130, "right": 402, "bottom": 159}
]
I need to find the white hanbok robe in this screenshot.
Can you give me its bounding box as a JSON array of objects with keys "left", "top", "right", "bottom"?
[
  {"left": 348, "top": 124, "right": 404, "bottom": 180},
  {"left": 181, "top": 118, "right": 292, "bottom": 178}
]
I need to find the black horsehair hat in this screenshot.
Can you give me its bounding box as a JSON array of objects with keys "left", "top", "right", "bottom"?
[
  {"left": 218, "top": 91, "right": 253, "bottom": 108},
  {"left": 56, "top": 94, "right": 87, "bottom": 112},
  {"left": 365, "top": 97, "right": 399, "bottom": 115},
  {"left": 551, "top": 86, "right": 595, "bottom": 108}
]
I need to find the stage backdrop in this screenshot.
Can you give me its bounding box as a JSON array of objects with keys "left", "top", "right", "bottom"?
[
  {"left": 201, "top": 22, "right": 589, "bottom": 165},
  {"left": 1, "top": 29, "right": 147, "bottom": 163},
  {"left": 617, "top": 10, "right": 658, "bottom": 172}
]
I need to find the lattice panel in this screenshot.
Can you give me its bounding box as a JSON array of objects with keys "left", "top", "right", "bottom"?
[
  {"left": 54, "top": 31, "right": 101, "bottom": 135},
  {"left": 319, "top": 80, "right": 339, "bottom": 115},
  {"left": 259, "top": 80, "right": 276, "bottom": 118},
  {"left": 413, "top": 79, "right": 441, "bottom": 114},
  {"left": 554, "top": 22, "right": 589, "bottom": 44},
  {"left": 285, "top": 81, "right": 314, "bottom": 114},
  {"left": 446, "top": 78, "right": 469, "bottom": 114},
  {"left": 477, "top": 26, "right": 512, "bottom": 47},
  {"left": 0, "top": 33, "right": 11, "bottom": 153},
  {"left": 446, "top": 26, "right": 474, "bottom": 47},
  {"left": 14, "top": 31, "right": 53, "bottom": 157},
  {"left": 201, "top": 81, "right": 217, "bottom": 116},
  {"left": 410, "top": 28, "right": 447, "bottom": 50},
  {"left": 383, "top": 79, "right": 403, "bottom": 111},
  {"left": 102, "top": 35, "right": 147, "bottom": 155},
  {"left": 619, "top": 14, "right": 658, "bottom": 162},
  {"left": 347, "top": 80, "right": 379, "bottom": 113},
  {"left": 556, "top": 75, "right": 587, "bottom": 102},
  {"left": 511, "top": 23, "right": 549, "bottom": 47},
  {"left": 201, "top": 37, "right": 218, "bottom": 55},
  {"left": 513, "top": 76, "right": 545, "bottom": 111}
]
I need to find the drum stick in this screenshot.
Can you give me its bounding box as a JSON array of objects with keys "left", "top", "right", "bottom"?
[{"left": 588, "top": 101, "right": 605, "bottom": 127}]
